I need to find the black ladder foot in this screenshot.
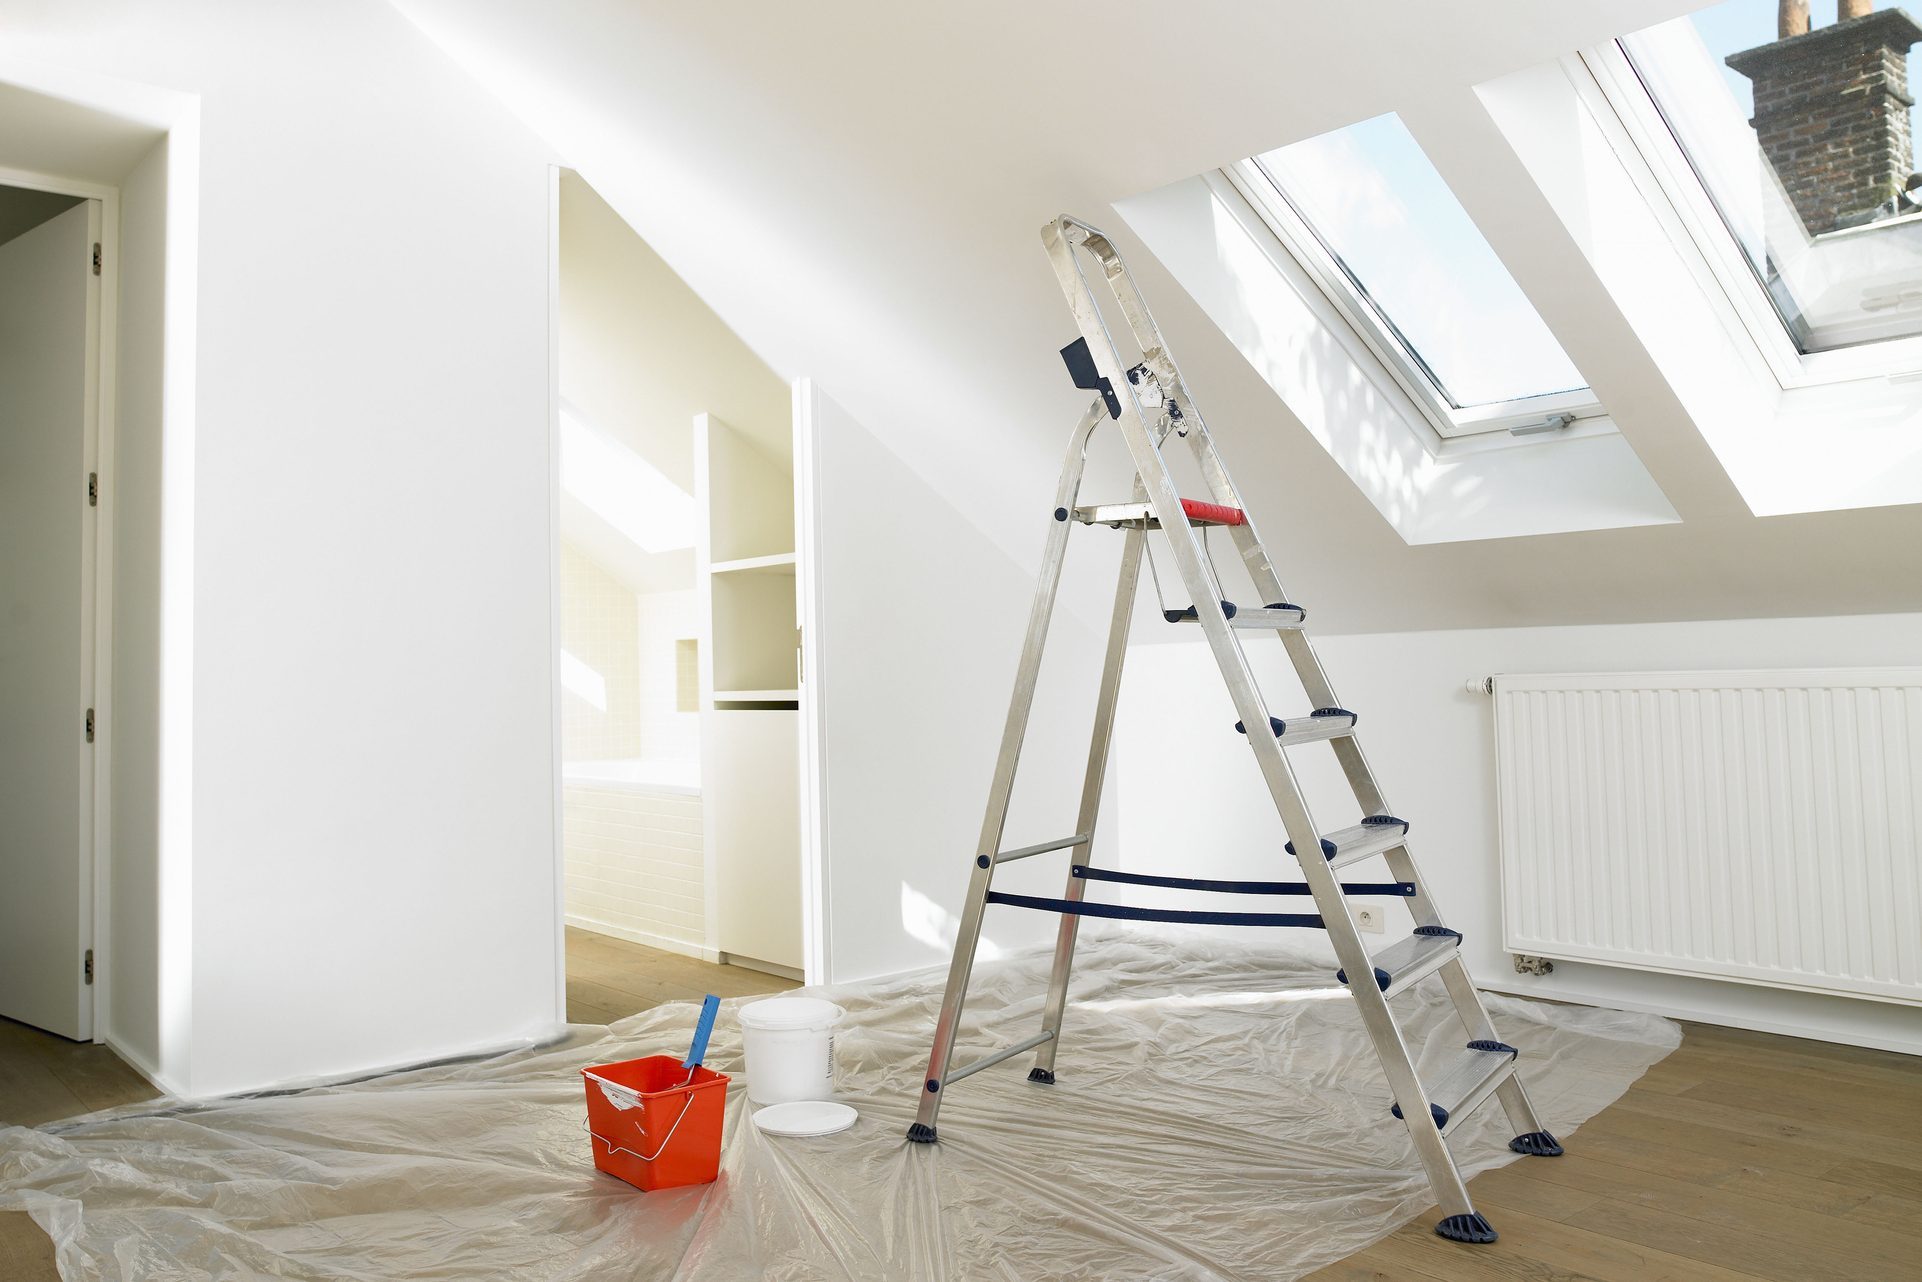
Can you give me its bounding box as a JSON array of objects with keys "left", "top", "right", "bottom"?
[
  {"left": 1027, "top": 1067, "right": 1055, "bottom": 1085},
  {"left": 1509, "top": 1130, "right": 1563, "bottom": 1156},
  {"left": 1435, "top": 1212, "right": 1497, "bottom": 1244},
  {"left": 905, "top": 1122, "right": 938, "bottom": 1144}
]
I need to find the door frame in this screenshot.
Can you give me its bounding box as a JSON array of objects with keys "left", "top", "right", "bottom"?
[
  {"left": 543, "top": 167, "right": 828, "bottom": 1014},
  {"left": 0, "top": 163, "right": 119, "bottom": 1043}
]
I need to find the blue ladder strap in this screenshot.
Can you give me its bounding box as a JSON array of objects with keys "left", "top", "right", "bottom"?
[
  {"left": 1072, "top": 865, "right": 1414, "bottom": 897},
  {"left": 985, "top": 891, "right": 1324, "bottom": 928}
]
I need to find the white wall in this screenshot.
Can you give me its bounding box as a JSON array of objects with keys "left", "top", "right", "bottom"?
[
  {"left": 558, "top": 171, "right": 789, "bottom": 484},
  {"left": 1118, "top": 615, "right": 1922, "bottom": 1056},
  {"left": 106, "top": 135, "right": 168, "bottom": 1076},
  {"left": 8, "top": 0, "right": 563, "bottom": 1096},
  {"left": 799, "top": 384, "right": 1116, "bottom": 982}
]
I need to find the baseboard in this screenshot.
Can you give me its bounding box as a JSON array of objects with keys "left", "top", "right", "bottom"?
[
  {"left": 565, "top": 913, "right": 719, "bottom": 963},
  {"left": 720, "top": 953, "right": 804, "bottom": 982},
  {"left": 101, "top": 1034, "right": 183, "bottom": 1098},
  {"left": 1479, "top": 978, "right": 1922, "bottom": 1057}
]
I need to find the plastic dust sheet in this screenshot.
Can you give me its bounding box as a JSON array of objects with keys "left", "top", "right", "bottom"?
[{"left": 1, "top": 927, "right": 1678, "bottom": 1280}]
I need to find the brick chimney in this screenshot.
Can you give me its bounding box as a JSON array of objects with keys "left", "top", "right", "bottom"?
[{"left": 1726, "top": 4, "right": 1922, "bottom": 233}]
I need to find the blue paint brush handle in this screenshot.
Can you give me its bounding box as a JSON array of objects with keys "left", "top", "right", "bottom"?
[{"left": 683, "top": 994, "right": 720, "bottom": 1069}]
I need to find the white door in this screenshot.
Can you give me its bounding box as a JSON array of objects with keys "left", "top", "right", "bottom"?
[{"left": 0, "top": 199, "right": 98, "bottom": 1040}]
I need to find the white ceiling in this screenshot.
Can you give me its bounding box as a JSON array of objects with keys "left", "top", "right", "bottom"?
[
  {"left": 0, "top": 79, "right": 163, "bottom": 185},
  {"left": 390, "top": 0, "right": 1922, "bottom": 633},
  {"left": 0, "top": 183, "right": 81, "bottom": 245}
]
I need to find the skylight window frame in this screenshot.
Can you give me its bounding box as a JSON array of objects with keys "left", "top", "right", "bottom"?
[
  {"left": 1224, "top": 156, "right": 1605, "bottom": 440},
  {"left": 1577, "top": 37, "right": 1922, "bottom": 389}
]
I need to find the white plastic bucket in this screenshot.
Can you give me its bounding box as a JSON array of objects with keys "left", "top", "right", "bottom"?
[{"left": 738, "top": 996, "right": 843, "bottom": 1105}]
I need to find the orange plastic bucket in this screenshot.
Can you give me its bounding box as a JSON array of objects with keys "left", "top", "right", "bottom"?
[{"left": 582, "top": 1055, "right": 728, "bottom": 1191}]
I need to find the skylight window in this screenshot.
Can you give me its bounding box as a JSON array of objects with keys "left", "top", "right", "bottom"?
[
  {"left": 1621, "top": 0, "right": 1922, "bottom": 355},
  {"left": 1237, "top": 112, "right": 1593, "bottom": 437}
]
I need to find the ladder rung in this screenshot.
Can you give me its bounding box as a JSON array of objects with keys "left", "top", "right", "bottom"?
[
  {"left": 1287, "top": 816, "right": 1410, "bottom": 871},
  {"left": 1391, "top": 1041, "right": 1519, "bottom": 1137},
  {"left": 939, "top": 1030, "right": 1055, "bottom": 1088},
  {"left": 1072, "top": 497, "right": 1245, "bottom": 529},
  {"left": 991, "top": 833, "right": 1090, "bottom": 864},
  {"left": 1072, "top": 865, "right": 1414, "bottom": 897},
  {"left": 1236, "top": 707, "right": 1357, "bottom": 746},
  {"left": 1163, "top": 601, "right": 1307, "bottom": 630},
  {"left": 985, "top": 891, "right": 1323, "bottom": 928},
  {"left": 1338, "top": 925, "right": 1461, "bottom": 997}
]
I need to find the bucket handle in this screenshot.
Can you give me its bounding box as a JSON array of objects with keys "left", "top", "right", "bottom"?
[{"left": 584, "top": 1091, "right": 698, "bottom": 1164}]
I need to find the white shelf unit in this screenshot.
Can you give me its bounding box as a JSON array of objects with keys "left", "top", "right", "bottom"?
[{"left": 695, "top": 412, "right": 804, "bottom": 975}]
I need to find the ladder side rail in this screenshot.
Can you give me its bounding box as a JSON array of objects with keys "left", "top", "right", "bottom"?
[
  {"left": 1179, "top": 419, "right": 1398, "bottom": 819},
  {"left": 1115, "top": 399, "right": 1475, "bottom": 1220},
  {"left": 912, "top": 400, "right": 1106, "bottom": 1135},
  {"left": 1067, "top": 220, "right": 1188, "bottom": 407},
  {"left": 1049, "top": 218, "right": 1476, "bottom": 1220},
  {"left": 1438, "top": 957, "right": 1550, "bottom": 1138},
  {"left": 1074, "top": 216, "right": 1402, "bottom": 822},
  {"left": 1033, "top": 504, "right": 1145, "bottom": 1077},
  {"left": 1169, "top": 310, "right": 1537, "bottom": 1158}
]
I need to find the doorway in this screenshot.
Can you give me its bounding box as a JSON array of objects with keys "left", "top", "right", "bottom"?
[
  {"left": 0, "top": 183, "right": 104, "bottom": 1044},
  {"left": 552, "top": 170, "right": 808, "bottom": 1021}
]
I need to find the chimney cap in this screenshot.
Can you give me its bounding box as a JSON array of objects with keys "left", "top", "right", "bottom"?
[{"left": 1728, "top": 5, "right": 1922, "bottom": 78}]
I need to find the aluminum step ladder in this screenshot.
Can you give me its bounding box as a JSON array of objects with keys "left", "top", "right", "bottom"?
[{"left": 904, "top": 215, "right": 1563, "bottom": 1246}]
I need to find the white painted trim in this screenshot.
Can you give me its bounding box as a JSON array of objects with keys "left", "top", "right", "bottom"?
[
  {"left": 565, "top": 913, "right": 720, "bottom": 964},
  {"left": 691, "top": 413, "right": 722, "bottom": 964},
  {"left": 103, "top": 1033, "right": 178, "bottom": 1099},
  {"left": 792, "top": 377, "right": 830, "bottom": 986},
  {"left": 1478, "top": 978, "right": 1921, "bottom": 1058},
  {"left": 545, "top": 163, "right": 567, "bottom": 1028},
  {"left": 1225, "top": 159, "right": 1608, "bottom": 440}
]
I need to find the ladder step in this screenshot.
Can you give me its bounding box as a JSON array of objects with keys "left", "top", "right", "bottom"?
[
  {"left": 936, "top": 1030, "right": 1056, "bottom": 1089},
  {"left": 1073, "top": 865, "right": 1415, "bottom": 897},
  {"left": 1236, "top": 707, "right": 1356, "bottom": 746},
  {"left": 1338, "top": 925, "right": 1461, "bottom": 997},
  {"left": 1072, "top": 497, "right": 1245, "bottom": 529},
  {"left": 984, "top": 891, "right": 1322, "bottom": 928},
  {"left": 990, "top": 833, "right": 1090, "bottom": 865},
  {"left": 1163, "top": 601, "right": 1307, "bottom": 629},
  {"left": 1391, "top": 1041, "right": 1520, "bottom": 1137},
  {"left": 1287, "top": 816, "right": 1410, "bottom": 871}
]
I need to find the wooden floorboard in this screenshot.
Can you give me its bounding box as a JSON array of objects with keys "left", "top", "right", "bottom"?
[{"left": 1305, "top": 1020, "right": 1922, "bottom": 1282}]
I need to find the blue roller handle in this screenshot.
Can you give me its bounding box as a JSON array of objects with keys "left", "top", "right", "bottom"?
[{"left": 683, "top": 994, "right": 721, "bottom": 1070}]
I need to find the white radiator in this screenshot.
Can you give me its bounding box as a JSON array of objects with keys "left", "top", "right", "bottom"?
[{"left": 1493, "top": 670, "right": 1922, "bottom": 1006}]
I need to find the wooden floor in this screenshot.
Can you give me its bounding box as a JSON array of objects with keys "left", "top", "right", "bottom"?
[
  {"left": 3, "top": 965, "right": 1916, "bottom": 1281},
  {"left": 563, "top": 926, "right": 799, "bottom": 1023},
  {"left": 1306, "top": 1020, "right": 1922, "bottom": 1282}
]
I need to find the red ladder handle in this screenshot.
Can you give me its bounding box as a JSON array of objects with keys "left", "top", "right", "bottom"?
[{"left": 1179, "top": 498, "right": 1245, "bottom": 526}]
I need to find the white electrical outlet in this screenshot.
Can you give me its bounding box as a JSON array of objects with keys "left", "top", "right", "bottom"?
[{"left": 1353, "top": 903, "right": 1386, "bottom": 934}]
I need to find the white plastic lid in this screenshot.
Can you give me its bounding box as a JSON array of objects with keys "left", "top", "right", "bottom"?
[
  {"left": 751, "top": 1100, "right": 857, "bottom": 1137},
  {"left": 737, "top": 996, "right": 843, "bottom": 1032}
]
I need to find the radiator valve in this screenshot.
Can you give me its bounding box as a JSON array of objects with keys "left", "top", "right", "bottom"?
[{"left": 1511, "top": 954, "right": 1554, "bottom": 976}]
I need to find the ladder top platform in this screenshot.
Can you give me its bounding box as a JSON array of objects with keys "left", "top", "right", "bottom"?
[{"left": 1073, "top": 498, "right": 1245, "bottom": 529}]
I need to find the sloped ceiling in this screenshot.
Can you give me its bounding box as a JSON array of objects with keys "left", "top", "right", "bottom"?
[{"left": 391, "top": 0, "right": 1922, "bottom": 633}]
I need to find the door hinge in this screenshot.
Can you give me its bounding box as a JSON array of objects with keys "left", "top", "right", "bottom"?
[
  {"left": 92, "top": 242, "right": 101, "bottom": 276},
  {"left": 85, "top": 708, "right": 95, "bottom": 743},
  {"left": 84, "top": 949, "right": 94, "bottom": 985},
  {"left": 88, "top": 472, "right": 98, "bottom": 507}
]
